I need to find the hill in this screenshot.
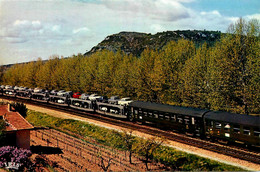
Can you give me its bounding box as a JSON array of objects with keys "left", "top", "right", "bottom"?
[{"left": 84, "top": 30, "right": 222, "bottom": 56}]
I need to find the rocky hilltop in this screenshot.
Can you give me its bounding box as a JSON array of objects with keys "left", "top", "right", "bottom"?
[{"left": 84, "top": 30, "right": 221, "bottom": 56}]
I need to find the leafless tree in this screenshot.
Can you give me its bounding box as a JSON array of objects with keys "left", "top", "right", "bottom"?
[
  {"left": 122, "top": 129, "right": 135, "bottom": 164},
  {"left": 137, "top": 136, "right": 165, "bottom": 170},
  {"left": 97, "top": 148, "right": 113, "bottom": 172}
]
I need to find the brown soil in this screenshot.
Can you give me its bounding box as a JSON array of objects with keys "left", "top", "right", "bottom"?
[{"left": 30, "top": 129, "right": 166, "bottom": 171}]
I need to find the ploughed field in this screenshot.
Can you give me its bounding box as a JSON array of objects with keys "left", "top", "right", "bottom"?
[{"left": 30, "top": 129, "right": 165, "bottom": 171}]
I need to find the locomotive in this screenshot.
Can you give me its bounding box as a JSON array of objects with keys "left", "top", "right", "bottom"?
[{"left": 1, "top": 85, "right": 259, "bottom": 147}]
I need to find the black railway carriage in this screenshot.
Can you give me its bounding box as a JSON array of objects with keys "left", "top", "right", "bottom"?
[
  {"left": 205, "top": 111, "right": 260, "bottom": 146},
  {"left": 129, "top": 101, "right": 209, "bottom": 137}
]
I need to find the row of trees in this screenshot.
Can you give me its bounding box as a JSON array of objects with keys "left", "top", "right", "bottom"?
[{"left": 1, "top": 18, "right": 259, "bottom": 114}]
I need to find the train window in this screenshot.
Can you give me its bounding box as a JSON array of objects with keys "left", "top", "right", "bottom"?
[
  {"left": 154, "top": 112, "right": 158, "bottom": 118},
  {"left": 215, "top": 122, "right": 221, "bottom": 129},
  {"left": 224, "top": 123, "right": 230, "bottom": 132},
  {"left": 233, "top": 125, "right": 240, "bottom": 134},
  {"left": 164, "top": 113, "right": 170, "bottom": 121},
  {"left": 157, "top": 112, "right": 162, "bottom": 119},
  {"left": 184, "top": 116, "right": 190, "bottom": 124},
  {"left": 253, "top": 131, "right": 260, "bottom": 137},
  {"left": 177, "top": 115, "right": 183, "bottom": 123},
  {"left": 172, "top": 115, "right": 176, "bottom": 122},
  {"left": 210, "top": 121, "right": 213, "bottom": 127},
  {"left": 160, "top": 113, "right": 165, "bottom": 119},
  {"left": 243, "top": 127, "right": 251, "bottom": 136},
  {"left": 191, "top": 117, "right": 195, "bottom": 125}
]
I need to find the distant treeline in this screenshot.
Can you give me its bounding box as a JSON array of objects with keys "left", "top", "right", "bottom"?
[{"left": 1, "top": 18, "right": 259, "bottom": 114}]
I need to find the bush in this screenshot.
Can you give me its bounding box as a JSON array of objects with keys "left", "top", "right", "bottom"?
[
  {"left": 0, "top": 119, "right": 6, "bottom": 146},
  {"left": 0, "top": 146, "right": 32, "bottom": 170},
  {"left": 10, "top": 102, "right": 28, "bottom": 118}
]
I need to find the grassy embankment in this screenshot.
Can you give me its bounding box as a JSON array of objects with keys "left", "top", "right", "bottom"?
[{"left": 26, "top": 110, "right": 244, "bottom": 171}]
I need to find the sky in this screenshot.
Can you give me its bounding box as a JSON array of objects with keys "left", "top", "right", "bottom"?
[{"left": 0, "top": 0, "right": 259, "bottom": 65}]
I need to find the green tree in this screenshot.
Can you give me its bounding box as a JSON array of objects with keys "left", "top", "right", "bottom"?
[
  {"left": 112, "top": 53, "right": 137, "bottom": 97},
  {"left": 135, "top": 48, "right": 157, "bottom": 101},
  {"left": 95, "top": 50, "right": 123, "bottom": 95},
  {"left": 3, "top": 64, "right": 23, "bottom": 86},
  {"left": 161, "top": 39, "right": 196, "bottom": 104},
  {"left": 209, "top": 18, "right": 259, "bottom": 114},
  {"left": 36, "top": 56, "right": 60, "bottom": 89},
  {"left": 181, "top": 43, "right": 210, "bottom": 108}
]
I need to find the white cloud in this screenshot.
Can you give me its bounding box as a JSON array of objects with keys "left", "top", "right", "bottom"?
[
  {"left": 102, "top": 0, "right": 191, "bottom": 22},
  {"left": 13, "top": 20, "right": 30, "bottom": 26},
  {"left": 151, "top": 24, "right": 165, "bottom": 33},
  {"left": 32, "top": 20, "right": 42, "bottom": 29},
  {"left": 73, "top": 27, "right": 90, "bottom": 34},
  {"left": 200, "top": 10, "right": 221, "bottom": 17},
  {"left": 227, "top": 17, "right": 240, "bottom": 23},
  {"left": 0, "top": 0, "right": 259, "bottom": 65},
  {"left": 245, "top": 13, "right": 260, "bottom": 20},
  {"left": 52, "top": 25, "right": 61, "bottom": 32}
]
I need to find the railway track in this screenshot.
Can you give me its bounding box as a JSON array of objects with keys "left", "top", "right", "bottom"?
[{"left": 1, "top": 95, "right": 260, "bottom": 165}]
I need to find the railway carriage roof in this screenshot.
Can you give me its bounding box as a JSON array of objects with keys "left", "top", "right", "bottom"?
[
  {"left": 204, "top": 111, "right": 260, "bottom": 128},
  {"left": 129, "top": 101, "right": 209, "bottom": 117}
]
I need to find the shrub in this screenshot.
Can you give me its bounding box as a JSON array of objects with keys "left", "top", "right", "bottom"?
[
  {"left": 0, "top": 146, "right": 32, "bottom": 170},
  {"left": 10, "top": 102, "right": 28, "bottom": 118},
  {"left": 0, "top": 119, "right": 6, "bottom": 146}
]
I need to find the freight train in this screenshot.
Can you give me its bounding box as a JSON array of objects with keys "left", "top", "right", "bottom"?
[{"left": 1, "top": 85, "right": 259, "bottom": 147}]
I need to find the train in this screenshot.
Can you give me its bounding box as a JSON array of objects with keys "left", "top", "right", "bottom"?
[{"left": 1, "top": 85, "right": 259, "bottom": 147}]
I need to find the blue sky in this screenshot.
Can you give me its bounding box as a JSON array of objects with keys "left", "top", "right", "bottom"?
[
  {"left": 187, "top": 0, "right": 260, "bottom": 16},
  {"left": 0, "top": 0, "right": 259, "bottom": 65}
]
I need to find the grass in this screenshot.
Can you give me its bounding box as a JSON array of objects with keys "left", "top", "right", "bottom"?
[{"left": 26, "top": 110, "right": 245, "bottom": 171}]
